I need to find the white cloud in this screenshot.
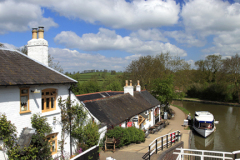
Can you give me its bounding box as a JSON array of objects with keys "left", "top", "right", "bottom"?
[
  {"left": 49, "top": 48, "right": 133, "bottom": 72},
  {"left": 186, "top": 59, "right": 195, "bottom": 68},
  {"left": 203, "top": 29, "right": 240, "bottom": 56},
  {"left": 0, "top": 1, "right": 58, "bottom": 34},
  {"left": 130, "top": 29, "right": 168, "bottom": 42},
  {"left": 181, "top": 0, "right": 240, "bottom": 36},
  {"left": 22, "top": 0, "right": 180, "bottom": 30},
  {"left": 164, "top": 30, "right": 206, "bottom": 47},
  {"left": 54, "top": 28, "right": 187, "bottom": 57}
]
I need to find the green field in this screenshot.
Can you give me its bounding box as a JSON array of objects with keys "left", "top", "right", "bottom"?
[{"left": 67, "top": 72, "right": 123, "bottom": 83}]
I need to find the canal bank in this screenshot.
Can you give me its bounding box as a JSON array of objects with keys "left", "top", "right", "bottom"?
[
  {"left": 176, "top": 98, "right": 240, "bottom": 107},
  {"left": 100, "top": 105, "right": 190, "bottom": 160}
]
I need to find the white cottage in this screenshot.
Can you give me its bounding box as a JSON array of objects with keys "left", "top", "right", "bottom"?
[{"left": 0, "top": 27, "right": 80, "bottom": 158}]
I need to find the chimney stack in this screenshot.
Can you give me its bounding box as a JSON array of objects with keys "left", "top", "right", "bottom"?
[
  {"left": 124, "top": 80, "right": 134, "bottom": 96},
  {"left": 27, "top": 26, "right": 48, "bottom": 66},
  {"left": 136, "top": 80, "right": 141, "bottom": 92}
]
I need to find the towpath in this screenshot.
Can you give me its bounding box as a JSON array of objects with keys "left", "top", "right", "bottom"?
[{"left": 100, "top": 105, "right": 190, "bottom": 160}]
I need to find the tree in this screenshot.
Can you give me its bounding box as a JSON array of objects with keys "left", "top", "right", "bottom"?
[
  {"left": 195, "top": 55, "right": 222, "bottom": 83},
  {"left": 48, "top": 54, "right": 64, "bottom": 73},
  {"left": 221, "top": 54, "right": 240, "bottom": 103},
  {"left": 125, "top": 53, "right": 190, "bottom": 90},
  {"left": 17, "top": 45, "right": 28, "bottom": 55},
  {"left": 151, "top": 75, "right": 176, "bottom": 104},
  {"left": 58, "top": 96, "right": 87, "bottom": 157}
]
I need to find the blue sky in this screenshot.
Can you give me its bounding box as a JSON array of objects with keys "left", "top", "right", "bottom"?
[{"left": 1, "top": 0, "right": 240, "bottom": 72}]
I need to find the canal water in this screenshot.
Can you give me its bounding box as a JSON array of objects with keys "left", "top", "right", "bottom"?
[{"left": 172, "top": 100, "right": 240, "bottom": 152}]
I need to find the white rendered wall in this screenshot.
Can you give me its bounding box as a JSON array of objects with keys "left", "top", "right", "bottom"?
[
  {"left": 27, "top": 39, "right": 48, "bottom": 66},
  {"left": 0, "top": 84, "right": 74, "bottom": 157},
  {"left": 124, "top": 86, "right": 134, "bottom": 96},
  {"left": 136, "top": 85, "right": 141, "bottom": 92}
]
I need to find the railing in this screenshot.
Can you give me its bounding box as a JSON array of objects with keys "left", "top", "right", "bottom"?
[
  {"left": 174, "top": 148, "right": 240, "bottom": 160},
  {"left": 142, "top": 130, "right": 181, "bottom": 160}
]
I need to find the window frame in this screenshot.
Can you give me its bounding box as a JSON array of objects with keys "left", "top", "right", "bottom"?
[
  {"left": 46, "top": 133, "right": 58, "bottom": 155},
  {"left": 19, "top": 88, "right": 30, "bottom": 114},
  {"left": 41, "top": 89, "right": 57, "bottom": 113}
]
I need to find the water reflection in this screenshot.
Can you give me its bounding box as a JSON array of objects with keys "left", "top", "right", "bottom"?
[
  {"left": 172, "top": 101, "right": 240, "bottom": 152},
  {"left": 193, "top": 130, "right": 214, "bottom": 150}
]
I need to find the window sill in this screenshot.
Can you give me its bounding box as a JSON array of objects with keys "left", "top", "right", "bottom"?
[
  {"left": 41, "top": 110, "right": 61, "bottom": 117},
  {"left": 19, "top": 110, "right": 31, "bottom": 114}
]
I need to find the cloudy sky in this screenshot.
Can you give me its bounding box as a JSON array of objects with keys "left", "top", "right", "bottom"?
[{"left": 1, "top": 0, "right": 240, "bottom": 72}]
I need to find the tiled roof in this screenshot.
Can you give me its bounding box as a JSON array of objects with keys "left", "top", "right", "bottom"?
[
  {"left": 84, "top": 94, "right": 153, "bottom": 127},
  {"left": 137, "top": 90, "right": 161, "bottom": 106},
  {"left": 0, "top": 48, "right": 77, "bottom": 86}
]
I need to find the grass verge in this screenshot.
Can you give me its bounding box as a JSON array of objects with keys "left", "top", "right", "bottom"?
[{"left": 171, "top": 104, "right": 189, "bottom": 115}]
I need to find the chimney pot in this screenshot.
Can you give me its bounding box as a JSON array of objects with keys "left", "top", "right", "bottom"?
[
  {"left": 130, "top": 80, "right": 132, "bottom": 86},
  {"left": 137, "top": 80, "right": 140, "bottom": 86},
  {"left": 125, "top": 80, "right": 128, "bottom": 86},
  {"left": 38, "top": 26, "right": 44, "bottom": 39},
  {"left": 32, "top": 28, "right": 38, "bottom": 39}
]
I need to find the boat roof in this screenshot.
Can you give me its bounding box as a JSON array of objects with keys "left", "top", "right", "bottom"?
[{"left": 195, "top": 111, "right": 214, "bottom": 122}]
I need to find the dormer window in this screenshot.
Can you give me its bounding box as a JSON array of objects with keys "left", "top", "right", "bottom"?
[{"left": 42, "top": 89, "right": 57, "bottom": 113}]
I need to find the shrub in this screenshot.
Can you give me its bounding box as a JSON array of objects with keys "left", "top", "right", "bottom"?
[{"left": 106, "top": 127, "right": 145, "bottom": 148}]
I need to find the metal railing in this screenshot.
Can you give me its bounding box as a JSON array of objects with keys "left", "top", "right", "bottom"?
[
  {"left": 142, "top": 130, "right": 181, "bottom": 160},
  {"left": 174, "top": 148, "right": 240, "bottom": 160}
]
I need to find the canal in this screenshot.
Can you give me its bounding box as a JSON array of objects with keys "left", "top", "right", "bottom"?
[{"left": 172, "top": 100, "right": 240, "bottom": 152}]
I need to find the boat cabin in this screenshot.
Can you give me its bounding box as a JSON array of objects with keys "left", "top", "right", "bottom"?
[{"left": 194, "top": 111, "right": 214, "bottom": 130}]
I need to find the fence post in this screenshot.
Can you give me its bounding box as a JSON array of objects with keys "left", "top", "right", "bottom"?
[
  {"left": 156, "top": 139, "right": 157, "bottom": 154},
  {"left": 161, "top": 137, "right": 163, "bottom": 151},
  {"left": 201, "top": 151, "right": 204, "bottom": 160},
  {"left": 174, "top": 132, "right": 176, "bottom": 144},
  {"left": 166, "top": 135, "right": 168, "bottom": 148},
  {"left": 149, "top": 146, "right": 151, "bottom": 160},
  {"left": 234, "top": 153, "right": 237, "bottom": 160}
]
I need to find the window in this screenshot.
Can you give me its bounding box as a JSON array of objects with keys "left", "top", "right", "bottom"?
[
  {"left": 46, "top": 133, "right": 58, "bottom": 155},
  {"left": 20, "top": 88, "right": 30, "bottom": 114},
  {"left": 42, "top": 89, "right": 57, "bottom": 113}
]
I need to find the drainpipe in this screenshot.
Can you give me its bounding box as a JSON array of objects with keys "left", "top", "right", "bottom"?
[{"left": 68, "top": 86, "right": 72, "bottom": 157}]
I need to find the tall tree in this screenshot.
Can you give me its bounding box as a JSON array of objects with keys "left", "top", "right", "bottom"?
[
  {"left": 195, "top": 55, "right": 222, "bottom": 83},
  {"left": 221, "top": 54, "right": 240, "bottom": 103}
]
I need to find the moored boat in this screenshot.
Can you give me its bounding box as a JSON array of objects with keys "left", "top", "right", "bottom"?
[{"left": 193, "top": 111, "right": 216, "bottom": 138}]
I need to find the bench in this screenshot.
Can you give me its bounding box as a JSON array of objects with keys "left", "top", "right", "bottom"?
[{"left": 105, "top": 136, "right": 116, "bottom": 152}]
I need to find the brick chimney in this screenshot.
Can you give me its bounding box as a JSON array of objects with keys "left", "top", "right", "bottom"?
[
  {"left": 124, "top": 80, "right": 134, "bottom": 96},
  {"left": 27, "top": 27, "right": 48, "bottom": 66}
]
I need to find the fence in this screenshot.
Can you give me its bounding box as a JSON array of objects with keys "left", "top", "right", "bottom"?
[
  {"left": 174, "top": 148, "right": 240, "bottom": 160},
  {"left": 142, "top": 130, "right": 181, "bottom": 160},
  {"left": 71, "top": 145, "right": 99, "bottom": 160}
]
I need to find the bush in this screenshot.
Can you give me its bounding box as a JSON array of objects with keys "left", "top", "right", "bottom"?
[{"left": 106, "top": 127, "right": 145, "bottom": 148}]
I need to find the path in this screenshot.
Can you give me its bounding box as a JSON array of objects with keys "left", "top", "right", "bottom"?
[{"left": 100, "top": 105, "right": 190, "bottom": 160}]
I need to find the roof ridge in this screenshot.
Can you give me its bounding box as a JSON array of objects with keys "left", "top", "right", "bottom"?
[
  {"left": 76, "top": 90, "right": 113, "bottom": 96},
  {"left": 83, "top": 94, "right": 127, "bottom": 103}
]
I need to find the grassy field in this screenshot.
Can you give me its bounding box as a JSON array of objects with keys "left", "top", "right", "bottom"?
[{"left": 67, "top": 72, "right": 123, "bottom": 85}]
